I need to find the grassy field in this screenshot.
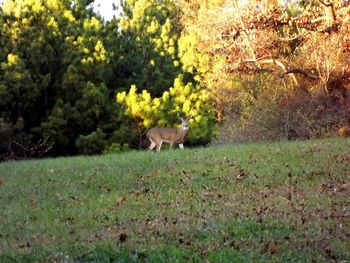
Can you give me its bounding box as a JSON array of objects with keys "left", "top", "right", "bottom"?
[{"left": 0, "top": 138, "right": 349, "bottom": 262}]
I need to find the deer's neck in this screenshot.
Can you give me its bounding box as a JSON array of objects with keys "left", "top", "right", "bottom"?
[{"left": 177, "top": 127, "right": 188, "bottom": 139}]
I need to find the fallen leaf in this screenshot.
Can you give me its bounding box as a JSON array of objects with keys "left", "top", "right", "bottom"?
[
  {"left": 112, "top": 196, "right": 125, "bottom": 208},
  {"left": 119, "top": 233, "right": 128, "bottom": 243},
  {"left": 236, "top": 169, "right": 249, "bottom": 179},
  {"left": 131, "top": 190, "right": 141, "bottom": 197}
]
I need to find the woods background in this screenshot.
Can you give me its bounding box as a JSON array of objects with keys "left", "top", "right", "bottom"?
[{"left": 0, "top": 0, "right": 349, "bottom": 159}]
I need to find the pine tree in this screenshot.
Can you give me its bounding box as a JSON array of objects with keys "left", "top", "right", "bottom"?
[
  {"left": 116, "top": 0, "right": 182, "bottom": 96},
  {"left": 0, "top": 0, "right": 124, "bottom": 157}
]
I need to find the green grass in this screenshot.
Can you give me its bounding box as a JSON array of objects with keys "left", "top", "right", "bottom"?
[{"left": 0, "top": 137, "right": 350, "bottom": 262}]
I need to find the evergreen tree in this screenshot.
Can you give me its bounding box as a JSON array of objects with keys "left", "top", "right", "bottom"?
[
  {"left": 0, "top": 0, "right": 124, "bottom": 157},
  {"left": 115, "top": 0, "right": 218, "bottom": 147},
  {"left": 116, "top": 0, "right": 182, "bottom": 96}
]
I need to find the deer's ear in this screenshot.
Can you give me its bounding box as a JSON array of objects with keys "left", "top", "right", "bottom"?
[
  {"left": 177, "top": 112, "right": 182, "bottom": 121},
  {"left": 178, "top": 113, "right": 187, "bottom": 122}
]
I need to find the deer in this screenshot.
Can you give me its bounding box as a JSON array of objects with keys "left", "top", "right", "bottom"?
[{"left": 147, "top": 115, "right": 190, "bottom": 152}]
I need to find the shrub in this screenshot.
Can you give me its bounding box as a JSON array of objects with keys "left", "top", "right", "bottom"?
[
  {"left": 75, "top": 128, "right": 107, "bottom": 155},
  {"left": 116, "top": 75, "right": 218, "bottom": 147}
]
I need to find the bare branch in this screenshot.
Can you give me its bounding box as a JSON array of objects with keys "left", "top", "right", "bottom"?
[
  {"left": 238, "top": 57, "right": 299, "bottom": 85},
  {"left": 279, "top": 68, "right": 318, "bottom": 81}
]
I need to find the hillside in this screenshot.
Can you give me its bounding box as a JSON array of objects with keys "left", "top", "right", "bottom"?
[{"left": 0, "top": 138, "right": 349, "bottom": 262}]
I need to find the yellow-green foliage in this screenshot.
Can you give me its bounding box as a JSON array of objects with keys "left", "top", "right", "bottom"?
[
  {"left": 117, "top": 75, "right": 217, "bottom": 144},
  {"left": 120, "top": 0, "right": 178, "bottom": 60}
]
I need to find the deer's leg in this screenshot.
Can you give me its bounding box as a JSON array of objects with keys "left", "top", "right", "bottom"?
[
  {"left": 169, "top": 142, "right": 175, "bottom": 150},
  {"left": 148, "top": 142, "right": 156, "bottom": 151},
  {"left": 178, "top": 143, "right": 184, "bottom": 149},
  {"left": 156, "top": 141, "right": 163, "bottom": 152},
  {"left": 148, "top": 138, "right": 157, "bottom": 151}
]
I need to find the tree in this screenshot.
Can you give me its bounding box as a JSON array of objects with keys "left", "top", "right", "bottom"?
[
  {"left": 115, "top": 0, "right": 218, "bottom": 147},
  {"left": 0, "top": 0, "right": 67, "bottom": 157},
  {"left": 0, "top": 0, "right": 125, "bottom": 158},
  {"left": 177, "top": 0, "right": 350, "bottom": 140},
  {"left": 115, "top": 0, "right": 183, "bottom": 96}
]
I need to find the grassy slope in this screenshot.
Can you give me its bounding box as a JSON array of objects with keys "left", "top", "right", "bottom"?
[{"left": 0, "top": 138, "right": 349, "bottom": 262}]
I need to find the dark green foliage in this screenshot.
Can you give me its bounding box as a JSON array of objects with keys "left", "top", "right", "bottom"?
[
  {"left": 75, "top": 128, "right": 107, "bottom": 155},
  {"left": 0, "top": 0, "right": 114, "bottom": 157},
  {"left": 0, "top": 1, "right": 121, "bottom": 158}
]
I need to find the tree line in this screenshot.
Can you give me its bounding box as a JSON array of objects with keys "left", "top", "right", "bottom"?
[{"left": 0, "top": 0, "right": 349, "bottom": 160}]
